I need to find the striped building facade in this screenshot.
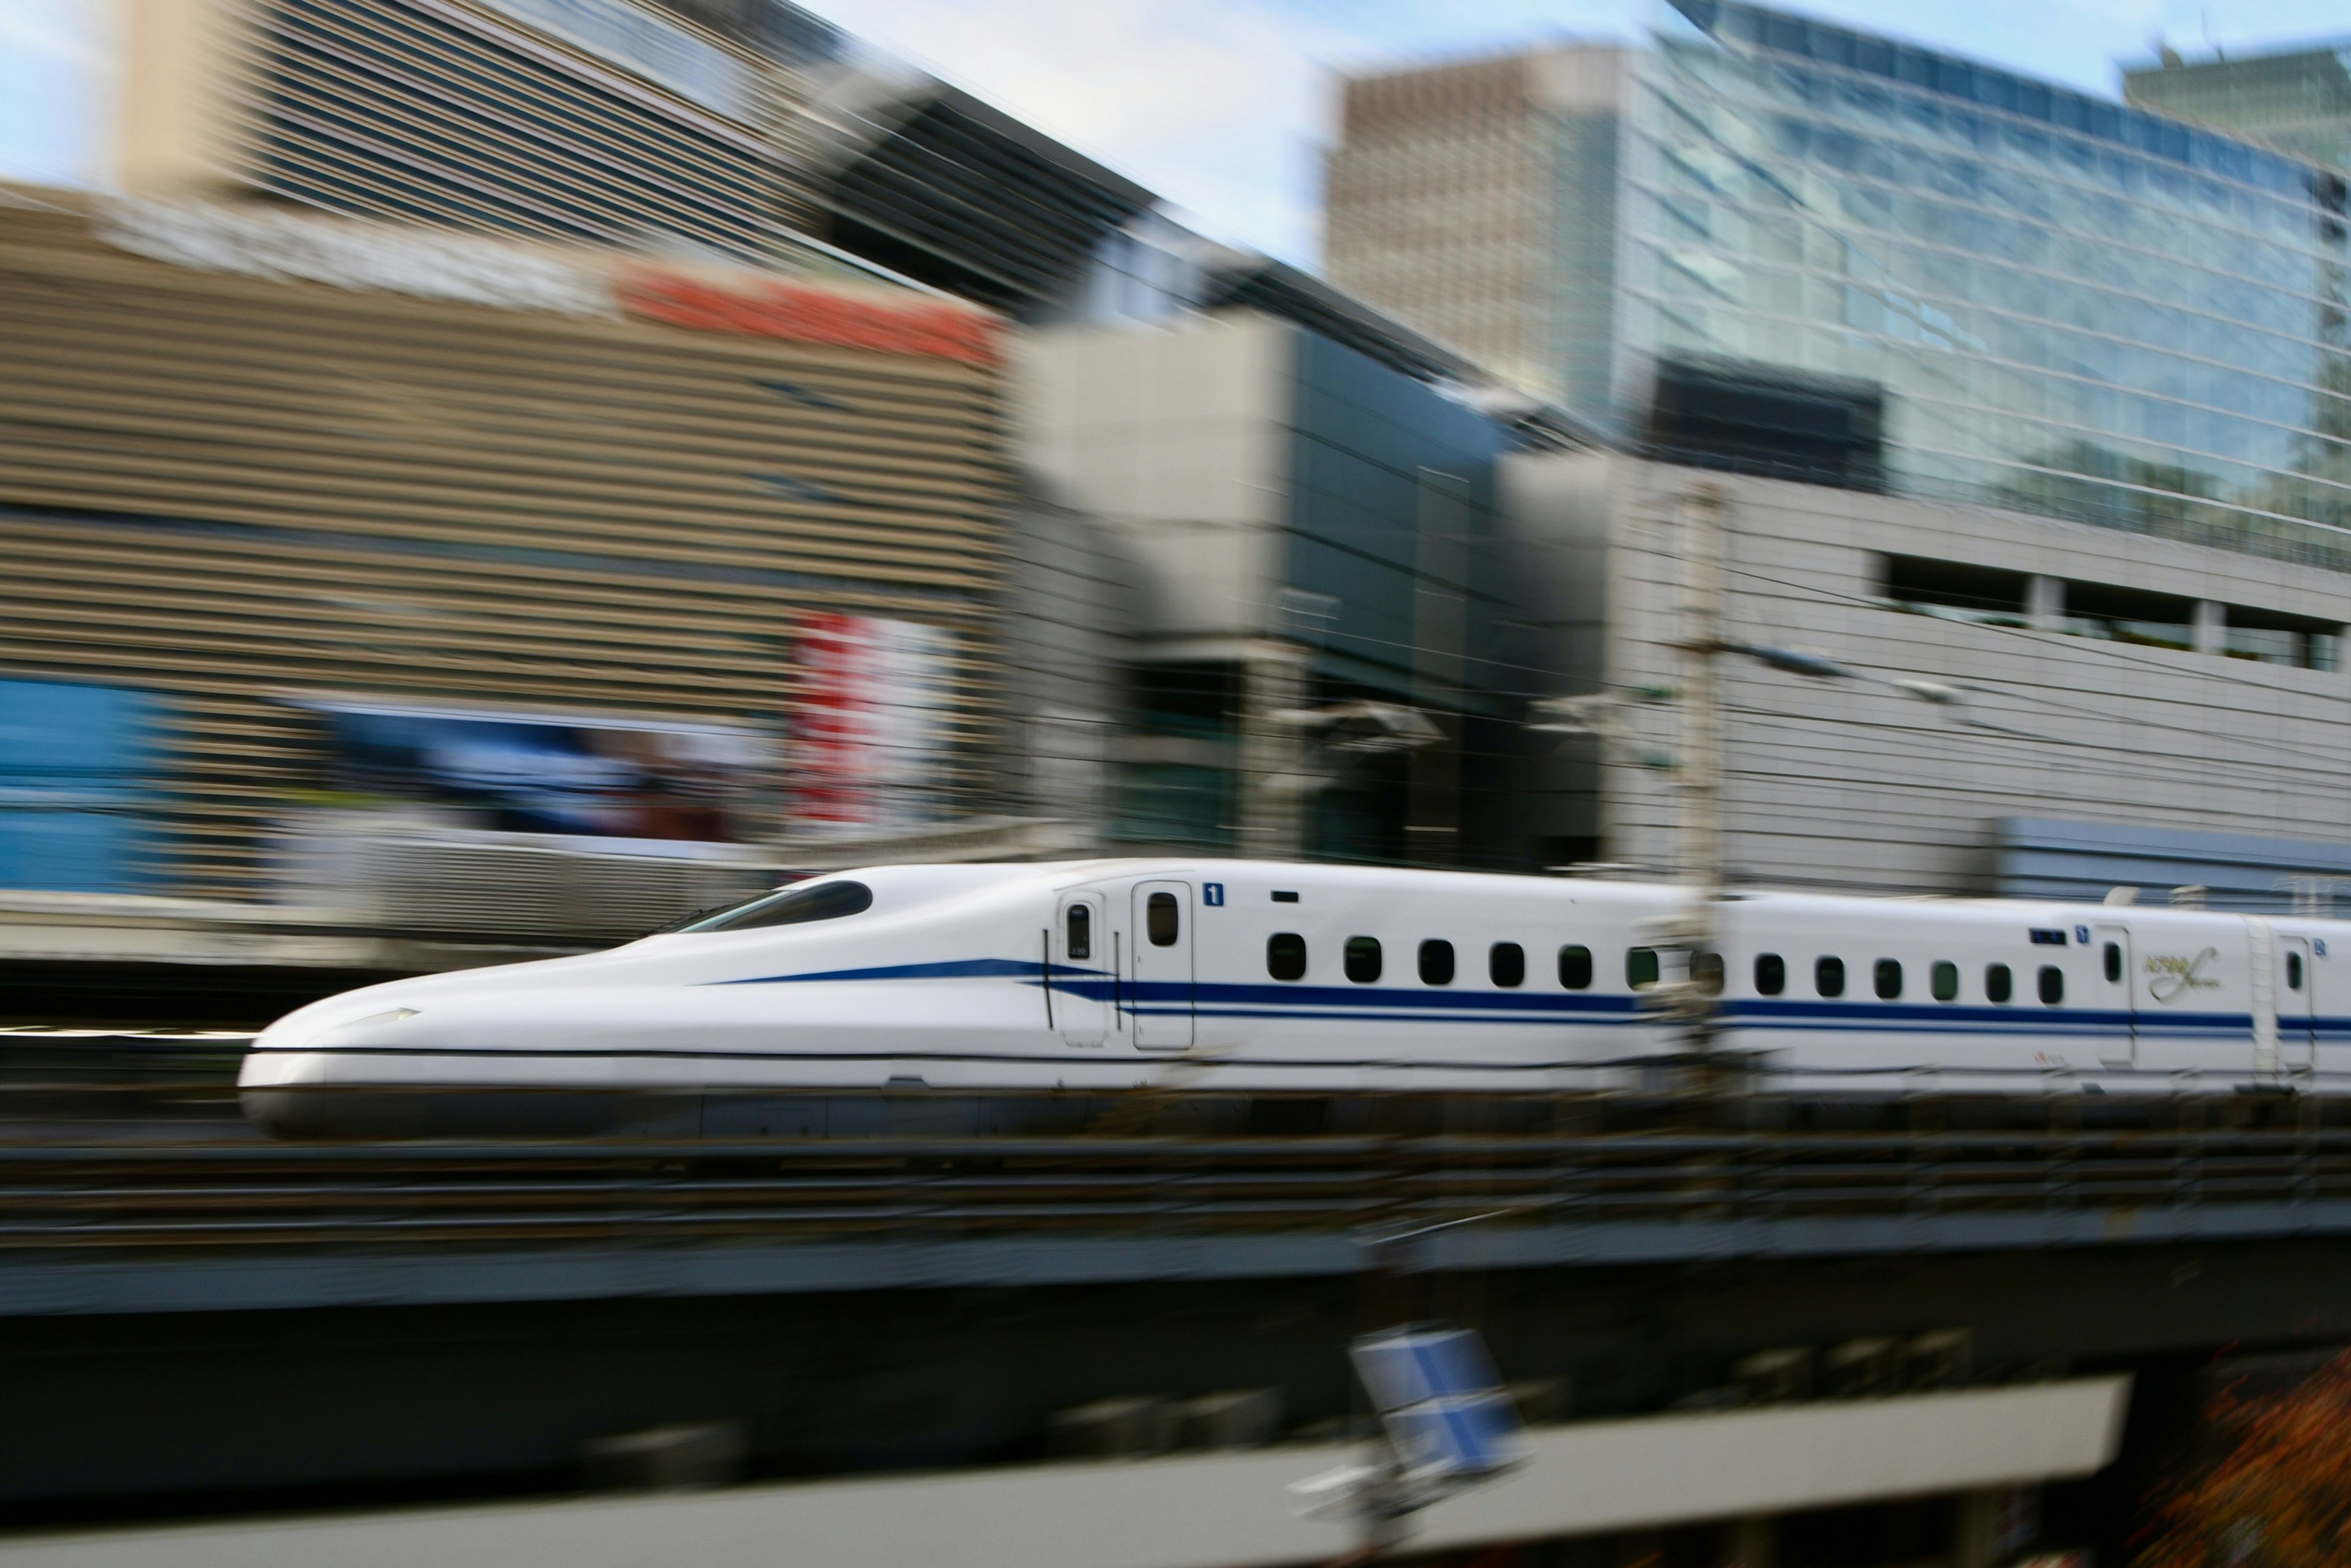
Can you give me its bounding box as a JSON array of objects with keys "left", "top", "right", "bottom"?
[{"left": 0, "top": 192, "right": 1007, "bottom": 903}]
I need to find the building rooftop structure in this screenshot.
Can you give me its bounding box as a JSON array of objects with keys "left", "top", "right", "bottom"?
[{"left": 2126, "top": 38, "right": 2351, "bottom": 175}]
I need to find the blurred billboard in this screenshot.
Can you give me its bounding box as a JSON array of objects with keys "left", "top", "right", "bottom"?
[
  {"left": 306, "top": 699, "right": 779, "bottom": 844},
  {"left": 792, "top": 613, "right": 954, "bottom": 835}
]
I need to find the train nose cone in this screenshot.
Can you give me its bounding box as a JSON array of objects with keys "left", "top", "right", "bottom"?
[{"left": 239, "top": 1002, "right": 433, "bottom": 1139}]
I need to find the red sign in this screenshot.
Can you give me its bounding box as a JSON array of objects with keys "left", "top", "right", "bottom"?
[
  {"left": 620, "top": 268, "right": 1001, "bottom": 366},
  {"left": 791, "top": 612, "right": 952, "bottom": 832}
]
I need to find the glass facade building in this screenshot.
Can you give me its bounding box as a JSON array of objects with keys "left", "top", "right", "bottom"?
[{"left": 1624, "top": 1, "right": 2351, "bottom": 567}]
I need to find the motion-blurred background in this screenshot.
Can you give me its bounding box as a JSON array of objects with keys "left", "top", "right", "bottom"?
[
  {"left": 3, "top": 2, "right": 2351, "bottom": 1560},
  {"left": 9, "top": 0, "right": 2351, "bottom": 1015}
]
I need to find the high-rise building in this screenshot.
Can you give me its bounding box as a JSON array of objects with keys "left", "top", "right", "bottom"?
[
  {"left": 1324, "top": 48, "right": 1627, "bottom": 419},
  {"left": 1328, "top": 2, "right": 2351, "bottom": 572},
  {"left": 2126, "top": 41, "right": 2351, "bottom": 174}
]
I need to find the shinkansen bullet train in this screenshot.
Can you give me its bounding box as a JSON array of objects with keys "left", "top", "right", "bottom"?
[{"left": 239, "top": 859, "right": 2351, "bottom": 1137}]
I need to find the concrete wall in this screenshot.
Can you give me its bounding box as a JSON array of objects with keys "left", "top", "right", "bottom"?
[
  {"left": 1015, "top": 313, "right": 1293, "bottom": 647},
  {"left": 1507, "top": 454, "right": 2351, "bottom": 893},
  {"left": 0, "top": 1380, "right": 2127, "bottom": 1568}
]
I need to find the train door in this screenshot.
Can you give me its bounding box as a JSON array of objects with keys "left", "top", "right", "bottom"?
[
  {"left": 2094, "top": 924, "right": 2135, "bottom": 1069},
  {"left": 1130, "top": 881, "right": 1194, "bottom": 1049},
  {"left": 1054, "top": 893, "right": 1108, "bottom": 1046},
  {"left": 2278, "top": 935, "right": 2316, "bottom": 1073}
]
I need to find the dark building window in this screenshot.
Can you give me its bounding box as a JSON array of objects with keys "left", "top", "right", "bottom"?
[
  {"left": 2064, "top": 582, "right": 2196, "bottom": 651},
  {"left": 2224, "top": 606, "right": 2342, "bottom": 671},
  {"left": 1880, "top": 556, "right": 2030, "bottom": 627},
  {"left": 1646, "top": 356, "right": 1884, "bottom": 492}
]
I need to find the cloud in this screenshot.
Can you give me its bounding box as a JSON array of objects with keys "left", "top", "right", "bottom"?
[{"left": 811, "top": 0, "right": 1378, "bottom": 261}]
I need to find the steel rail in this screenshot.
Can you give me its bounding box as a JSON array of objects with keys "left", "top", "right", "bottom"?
[{"left": 0, "top": 1127, "right": 2348, "bottom": 1252}]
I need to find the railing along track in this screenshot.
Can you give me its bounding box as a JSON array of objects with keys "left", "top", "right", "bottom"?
[{"left": 0, "top": 1128, "right": 2346, "bottom": 1253}]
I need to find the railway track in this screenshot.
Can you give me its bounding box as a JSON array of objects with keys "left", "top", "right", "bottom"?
[
  {"left": 2, "top": 1030, "right": 2349, "bottom": 1254},
  {"left": 0, "top": 1127, "right": 2345, "bottom": 1251}
]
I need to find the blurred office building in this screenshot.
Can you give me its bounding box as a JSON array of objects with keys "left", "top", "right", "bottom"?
[
  {"left": 1328, "top": 0, "right": 2351, "bottom": 552},
  {"left": 1335, "top": 1, "right": 2351, "bottom": 903},
  {"left": 1020, "top": 258, "right": 1591, "bottom": 868}
]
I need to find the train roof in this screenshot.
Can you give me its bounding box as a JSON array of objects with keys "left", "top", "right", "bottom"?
[{"left": 797, "top": 860, "right": 2351, "bottom": 929}]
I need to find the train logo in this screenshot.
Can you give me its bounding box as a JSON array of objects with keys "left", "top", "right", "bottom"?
[{"left": 2145, "top": 948, "right": 2221, "bottom": 1003}]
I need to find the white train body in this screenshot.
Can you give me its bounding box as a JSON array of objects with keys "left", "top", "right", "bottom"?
[{"left": 238, "top": 859, "right": 2351, "bottom": 1133}]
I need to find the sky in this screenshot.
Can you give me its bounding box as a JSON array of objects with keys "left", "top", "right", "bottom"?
[{"left": 6, "top": 0, "right": 2349, "bottom": 266}]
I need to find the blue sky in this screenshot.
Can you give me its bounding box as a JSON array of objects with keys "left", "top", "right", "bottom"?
[{"left": 7, "top": 0, "right": 2349, "bottom": 264}]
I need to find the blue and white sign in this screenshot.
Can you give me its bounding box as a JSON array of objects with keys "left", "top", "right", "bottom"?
[
  {"left": 476, "top": 0, "right": 760, "bottom": 121},
  {"left": 1350, "top": 1329, "right": 1526, "bottom": 1481},
  {"left": 1203, "top": 882, "right": 1224, "bottom": 907}
]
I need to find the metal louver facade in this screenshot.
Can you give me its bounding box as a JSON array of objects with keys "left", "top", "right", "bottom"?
[
  {"left": 0, "top": 195, "right": 1008, "bottom": 900},
  {"left": 206, "top": 0, "right": 820, "bottom": 258}
]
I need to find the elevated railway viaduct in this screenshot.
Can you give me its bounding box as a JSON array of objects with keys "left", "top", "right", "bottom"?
[{"left": 6, "top": 1089, "right": 2351, "bottom": 1559}]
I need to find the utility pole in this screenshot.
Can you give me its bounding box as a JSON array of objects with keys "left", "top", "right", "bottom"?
[
  {"left": 1674, "top": 482, "right": 1728, "bottom": 906},
  {"left": 1659, "top": 481, "right": 1730, "bottom": 1077}
]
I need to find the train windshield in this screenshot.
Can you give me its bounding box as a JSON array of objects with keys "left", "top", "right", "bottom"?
[{"left": 666, "top": 880, "right": 874, "bottom": 933}]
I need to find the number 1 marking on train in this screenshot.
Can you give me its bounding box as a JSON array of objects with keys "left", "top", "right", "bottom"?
[{"left": 1204, "top": 883, "right": 1224, "bottom": 906}]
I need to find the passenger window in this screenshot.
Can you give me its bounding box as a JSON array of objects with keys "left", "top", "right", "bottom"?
[
  {"left": 1419, "top": 940, "right": 1456, "bottom": 986},
  {"left": 1986, "top": 963, "right": 2013, "bottom": 1003},
  {"left": 1266, "top": 932, "right": 1306, "bottom": 982},
  {"left": 1065, "top": 905, "right": 1091, "bottom": 961},
  {"left": 1754, "top": 953, "right": 1786, "bottom": 996},
  {"left": 1932, "top": 961, "right": 1959, "bottom": 1002},
  {"left": 1146, "top": 893, "right": 1179, "bottom": 947},
  {"left": 2104, "top": 942, "right": 2123, "bottom": 985},
  {"left": 1875, "top": 959, "right": 1902, "bottom": 1000},
  {"left": 1345, "top": 936, "right": 1382, "bottom": 983},
  {"left": 1691, "top": 951, "right": 1724, "bottom": 996},
  {"left": 1490, "top": 942, "right": 1526, "bottom": 988},
  {"left": 1627, "top": 948, "right": 1660, "bottom": 989},
  {"left": 2289, "top": 951, "right": 2305, "bottom": 991},
  {"left": 1816, "top": 956, "right": 1846, "bottom": 998},
  {"left": 2038, "top": 965, "right": 2064, "bottom": 1005},
  {"left": 1559, "top": 945, "right": 1593, "bottom": 990}
]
